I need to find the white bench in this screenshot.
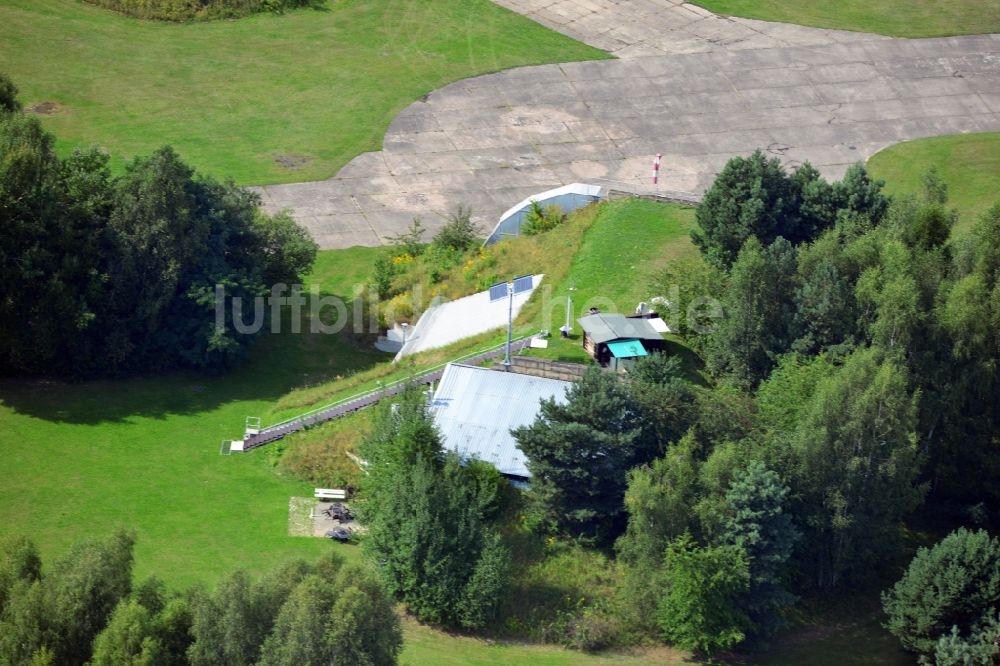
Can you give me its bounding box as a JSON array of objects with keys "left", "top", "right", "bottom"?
[{"left": 314, "top": 488, "right": 347, "bottom": 500}]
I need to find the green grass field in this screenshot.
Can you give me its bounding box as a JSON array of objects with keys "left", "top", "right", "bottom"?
[
  {"left": 0, "top": 247, "right": 389, "bottom": 589},
  {"left": 521, "top": 199, "right": 699, "bottom": 366},
  {"left": 691, "top": 0, "right": 1000, "bottom": 38},
  {"left": 0, "top": 0, "right": 604, "bottom": 185},
  {"left": 868, "top": 132, "right": 1000, "bottom": 235},
  {"left": 400, "top": 621, "right": 685, "bottom": 666}
]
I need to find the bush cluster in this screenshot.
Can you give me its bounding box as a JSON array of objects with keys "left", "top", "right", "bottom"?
[{"left": 82, "top": 0, "right": 316, "bottom": 21}]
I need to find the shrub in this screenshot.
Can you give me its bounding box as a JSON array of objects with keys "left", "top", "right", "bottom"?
[
  {"left": 433, "top": 205, "right": 480, "bottom": 253},
  {"left": 0, "top": 73, "right": 20, "bottom": 113},
  {"left": 278, "top": 422, "right": 363, "bottom": 490},
  {"left": 522, "top": 201, "right": 567, "bottom": 236},
  {"left": 561, "top": 607, "right": 622, "bottom": 652},
  {"left": 82, "top": 0, "right": 316, "bottom": 21},
  {"left": 370, "top": 253, "right": 397, "bottom": 299},
  {"left": 386, "top": 218, "right": 426, "bottom": 258}
]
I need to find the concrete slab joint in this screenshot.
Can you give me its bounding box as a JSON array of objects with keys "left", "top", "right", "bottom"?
[{"left": 255, "top": 1, "right": 1000, "bottom": 249}]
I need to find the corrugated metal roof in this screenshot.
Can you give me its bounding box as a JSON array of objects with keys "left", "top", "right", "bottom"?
[
  {"left": 430, "top": 363, "right": 572, "bottom": 478},
  {"left": 577, "top": 313, "right": 663, "bottom": 344}
]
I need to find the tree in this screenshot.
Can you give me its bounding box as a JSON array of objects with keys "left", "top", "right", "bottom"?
[
  {"left": 457, "top": 531, "right": 511, "bottom": 631},
  {"left": 933, "top": 610, "right": 1000, "bottom": 666},
  {"left": 325, "top": 566, "right": 402, "bottom": 666},
  {"left": 707, "top": 237, "right": 799, "bottom": 388},
  {"left": 0, "top": 90, "right": 317, "bottom": 378},
  {"left": 150, "top": 598, "right": 193, "bottom": 666},
  {"left": 0, "top": 111, "right": 82, "bottom": 374},
  {"left": 722, "top": 461, "right": 798, "bottom": 635},
  {"left": 657, "top": 534, "right": 751, "bottom": 654},
  {"left": 931, "top": 203, "right": 1000, "bottom": 504},
  {"left": 88, "top": 599, "right": 164, "bottom": 666},
  {"left": 257, "top": 575, "right": 336, "bottom": 666},
  {"left": 792, "top": 257, "right": 858, "bottom": 356},
  {"left": 252, "top": 210, "right": 319, "bottom": 287},
  {"left": 521, "top": 201, "right": 567, "bottom": 235},
  {"left": 692, "top": 153, "right": 886, "bottom": 270},
  {"left": 0, "top": 73, "right": 20, "bottom": 113},
  {"left": 0, "top": 536, "right": 41, "bottom": 614},
  {"left": 44, "top": 530, "right": 135, "bottom": 665},
  {"left": 514, "top": 367, "right": 651, "bottom": 544},
  {"left": 649, "top": 254, "right": 726, "bottom": 355},
  {"left": 618, "top": 435, "right": 701, "bottom": 568},
  {"left": 616, "top": 435, "right": 701, "bottom": 632},
  {"left": 790, "top": 347, "right": 925, "bottom": 588},
  {"left": 0, "top": 580, "right": 48, "bottom": 666},
  {"left": 433, "top": 205, "right": 479, "bottom": 253},
  {"left": 755, "top": 354, "right": 834, "bottom": 438},
  {"left": 386, "top": 217, "right": 426, "bottom": 257},
  {"left": 626, "top": 353, "right": 696, "bottom": 449},
  {"left": 883, "top": 528, "right": 1000, "bottom": 658},
  {"left": 361, "top": 395, "right": 509, "bottom": 629},
  {"left": 366, "top": 453, "right": 508, "bottom": 628},
  {"left": 370, "top": 252, "right": 397, "bottom": 299},
  {"left": 835, "top": 162, "right": 889, "bottom": 224},
  {"left": 188, "top": 571, "right": 265, "bottom": 666},
  {"left": 692, "top": 150, "right": 803, "bottom": 269}
]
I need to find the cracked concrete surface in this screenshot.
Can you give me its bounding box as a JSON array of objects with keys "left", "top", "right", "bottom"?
[
  {"left": 491, "top": 0, "right": 888, "bottom": 56},
  {"left": 257, "top": 2, "right": 1000, "bottom": 249}
]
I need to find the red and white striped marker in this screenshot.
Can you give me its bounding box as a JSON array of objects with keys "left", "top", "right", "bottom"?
[{"left": 652, "top": 153, "right": 661, "bottom": 185}]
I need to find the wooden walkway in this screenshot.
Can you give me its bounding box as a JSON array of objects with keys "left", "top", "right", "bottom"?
[{"left": 237, "top": 337, "right": 533, "bottom": 451}]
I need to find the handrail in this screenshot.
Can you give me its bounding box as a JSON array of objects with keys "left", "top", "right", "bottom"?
[{"left": 257, "top": 334, "right": 533, "bottom": 434}]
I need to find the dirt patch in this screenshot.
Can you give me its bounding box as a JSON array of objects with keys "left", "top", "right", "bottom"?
[
  {"left": 288, "top": 497, "right": 365, "bottom": 537},
  {"left": 26, "top": 101, "right": 61, "bottom": 115},
  {"left": 274, "top": 154, "right": 312, "bottom": 170},
  {"left": 288, "top": 496, "right": 315, "bottom": 536}
]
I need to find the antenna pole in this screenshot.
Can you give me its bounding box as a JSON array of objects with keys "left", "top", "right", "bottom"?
[{"left": 503, "top": 279, "right": 513, "bottom": 370}]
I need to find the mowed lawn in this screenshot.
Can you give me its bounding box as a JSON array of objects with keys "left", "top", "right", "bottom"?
[
  {"left": 868, "top": 132, "right": 1000, "bottom": 235},
  {"left": 521, "top": 198, "right": 698, "bottom": 364},
  {"left": 0, "top": 0, "right": 605, "bottom": 185},
  {"left": 0, "top": 247, "right": 389, "bottom": 589},
  {"left": 691, "top": 0, "right": 1000, "bottom": 37}
]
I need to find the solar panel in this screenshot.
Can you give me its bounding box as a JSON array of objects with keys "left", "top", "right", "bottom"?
[
  {"left": 488, "top": 282, "right": 508, "bottom": 302},
  {"left": 512, "top": 275, "right": 533, "bottom": 295}
]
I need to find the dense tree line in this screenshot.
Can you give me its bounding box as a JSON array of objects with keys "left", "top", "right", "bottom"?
[
  {"left": 0, "top": 75, "right": 317, "bottom": 377},
  {"left": 0, "top": 531, "right": 401, "bottom": 666},
  {"left": 512, "top": 153, "right": 1000, "bottom": 656},
  {"left": 358, "top": 392, "right": 510, "bottom": 631}
]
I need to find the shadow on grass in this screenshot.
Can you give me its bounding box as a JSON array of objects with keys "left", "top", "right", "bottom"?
[
  {"left": 0, "top": 293, "right": 391, "bottom": 424},
  {"left": 727, "top": 592, "right": 913, "bottom": 666}
]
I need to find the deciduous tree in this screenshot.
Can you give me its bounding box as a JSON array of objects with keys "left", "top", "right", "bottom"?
[{"left": 657, "top": 534, "right": 750, "bottom": 654}]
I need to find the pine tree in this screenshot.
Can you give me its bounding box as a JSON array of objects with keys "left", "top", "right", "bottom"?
[
  {"left": 883, "top": 528, "right": 1000, "bottom": 658},
  {"left": 514, "top": 367, "right": 651, "bottom": 544},
  {"left": 722, "top": 461, "right": 798, "bottom": 635}
]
